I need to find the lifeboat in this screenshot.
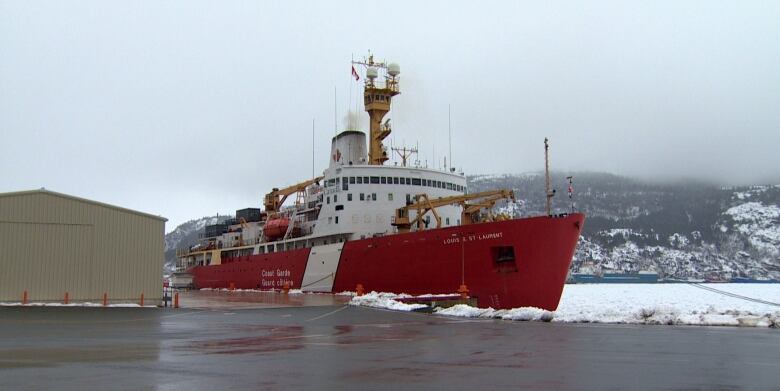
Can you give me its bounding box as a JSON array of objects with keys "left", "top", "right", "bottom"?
[{"left": 263, "top": 217, "right": 289, "bottom": 240}]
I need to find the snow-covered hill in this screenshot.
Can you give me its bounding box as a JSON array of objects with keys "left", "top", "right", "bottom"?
[
  {"left": 163, "top": 215, "right": 230, "bottom": 272},
  {"left": 470, "top": 174, "right": 780, "bottom": 280}
]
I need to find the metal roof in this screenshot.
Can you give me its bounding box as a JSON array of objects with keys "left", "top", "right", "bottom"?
[{"left": 0, "top": 189, "right": 168, "bottom": 222}]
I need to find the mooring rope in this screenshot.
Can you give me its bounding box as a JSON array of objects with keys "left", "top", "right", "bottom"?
[{"left": 687, "top": 283, "right": 780, "bottom": 308}]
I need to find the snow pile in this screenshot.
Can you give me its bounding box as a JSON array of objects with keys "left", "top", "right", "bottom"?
[
  {"left": 436, "top": 305, "right": 554, "bottom": 322},
  {"left": 349, "top": 291, "right": 427, "bottom": 311},
  {"left": 350, "top": 284, "right": 780, "bottom": 327}
]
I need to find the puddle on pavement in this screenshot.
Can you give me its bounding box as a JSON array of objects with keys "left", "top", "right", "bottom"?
[
  {"left": 0, "top": 345, "right": 159, "bottom": 369},
  {"left": 177, "top": 290, "right": 351, "bottom": 310}
]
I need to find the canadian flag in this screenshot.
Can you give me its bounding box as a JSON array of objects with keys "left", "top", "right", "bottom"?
[{"left": 351, "top": 65, "right": 360, "bottom": 81}]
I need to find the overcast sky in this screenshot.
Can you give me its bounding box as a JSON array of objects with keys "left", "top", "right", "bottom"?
[{"left": 2, "top": 1, "right": 779, "bottom": 231}]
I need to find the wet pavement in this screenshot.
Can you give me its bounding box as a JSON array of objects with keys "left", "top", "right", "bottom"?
[
  {"left": 178, "top": 289, "right": 351, "bottom": 309},
  {"left": 1, "top": 291, "right": 779, "bottom": 390}
]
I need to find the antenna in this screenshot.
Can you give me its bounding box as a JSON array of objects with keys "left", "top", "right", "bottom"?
[
  {"left": 333, "top": 86, "right": 337, "bottom": 135},
  {"left": 544, "top": 138, "right": 555, "bottom": 216},
  {"left": 448, "top": 104, "right": 452, "bottom": 171},
  {"left": 566, "top": 176, "right": 574, "bottom": 213},
  {"left": 312, "top": 118, "right": 315, "bottom": 179}
]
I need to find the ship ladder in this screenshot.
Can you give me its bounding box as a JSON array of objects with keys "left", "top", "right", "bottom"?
[{"left": 283, "top": 208, "right": 299, "bottom": 240}]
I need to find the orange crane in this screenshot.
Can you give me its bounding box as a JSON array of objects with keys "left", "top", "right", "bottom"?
[
  {"left": 392, "top": 189, "right": 516, "bottom": 233},
  {"left": 263, "top": 176, "right": 324, "bottom": 215}
]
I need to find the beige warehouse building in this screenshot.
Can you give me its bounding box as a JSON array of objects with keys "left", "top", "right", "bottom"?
[{"left": 0, "top": 189, "right": 166, "bottom": 304}]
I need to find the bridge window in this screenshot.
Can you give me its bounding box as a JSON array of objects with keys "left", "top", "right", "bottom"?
[
  {"left": 348, "top": 193, "right": 353, "bottom": 201},
  {"left": 446, "top": 217, "right": 450, "bottom": 225},
  {"left": 406, "top": 178, "right": 411, "bottom": 185},
  {"left": 393, "top": 177, "right": 399, "bottom": 184},
  {"left": 370, "top": 176, "right": 380, "bottom": 184},
  {"left": 326, "top": 196, "right": 330, "bottom": 204},
  {"left": 363, "top": 176, "right": 369, "bottom": 183},
  {"left": 381, "top": 177, "right": 387, "bottom": 184},
  {"left": 334, "top": 195, "right": 338, "bottom": 203},
  {"left": 357, "top": 177, "right": 363, "bottom": 184},
  {"left": 349, "top": 176, "right": 355, "bottom": 184},
  {"left": 412, "top": 178, "right": 421, "bottom": 186},
  {"left": 360, "top": 193, "right": 365, "bottom": 201},
  {"left": 386, "top": 176, "right": 392, "bottom": 183},
  {"left": 372, "top": 193, "right": 377, "bottom": 201},
  {"left": 342, "top": 178, "right": 348, "bottom": 191}
]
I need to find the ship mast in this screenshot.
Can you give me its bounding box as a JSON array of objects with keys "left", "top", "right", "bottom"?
[
  {"left": 391, "top": 145, "right": 418, "bottom": 167},
  {"left": 353, "top": 54, "right": 401, "bottom": 165},
  {"left": 544, "top": 138, "right": 555, "bottom": 216}
]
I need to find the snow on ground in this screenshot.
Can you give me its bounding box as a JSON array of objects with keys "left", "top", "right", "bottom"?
[
  {"left": 550, "top": 284, "right": 780, "bottom": 327},
  {"left": 350, "top": 284, "right": 780, "bottom": 327}
]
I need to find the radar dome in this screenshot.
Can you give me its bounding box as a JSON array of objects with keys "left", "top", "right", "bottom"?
[
  {"left": 388, "top": 63, "right": 400, "bottom": 76},
  {"left": 366, "top": 67, "right": 378, "bottom": 80}
]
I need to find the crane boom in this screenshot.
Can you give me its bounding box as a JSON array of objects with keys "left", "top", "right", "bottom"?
[
  {"left": 392, "top": 189, "right": 515, "bottom": 233},
  {"left": 263, "top": 176, "right": 324, "bottom": 214}
]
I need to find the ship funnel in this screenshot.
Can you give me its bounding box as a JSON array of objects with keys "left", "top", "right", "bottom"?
[{"left": 329, "top": 130, "right": 367, "bottom": 169}]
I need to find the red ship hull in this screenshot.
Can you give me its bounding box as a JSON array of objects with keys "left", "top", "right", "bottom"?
[{"left": 189, "top": 213, "right": 584, "bottom": 310}]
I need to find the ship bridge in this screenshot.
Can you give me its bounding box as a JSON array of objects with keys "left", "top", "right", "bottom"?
[{"left": 313, "top": 153, "right": 468, "bottom": 239}]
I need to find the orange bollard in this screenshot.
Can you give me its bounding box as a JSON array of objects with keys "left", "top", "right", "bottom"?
[
  {"left": 140, "top": 293, "right": 144, "bottom": 307},
  {"left": 229, "top": 282, "right": 236, "bottom": 291},
  {"left": 174, "top": 292, "right": 179, "bottom": 308},
  {"left": 103, "top": 292, "right": 108, "bottom": 307},
  {"left": 458, "top": 284, "right": 469, "bottom": 299},
  {"left": 64, "top": 292, "right": 69, "bottom": 305},
  {"left": 282, "top": 282, "right": 290, "bottom": 294},
  {"left": 356, "top": 284, "right": 365, "bottom": 297},
  {"left": 22, "top": 290, "right": 28, "bottom": 305}
]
